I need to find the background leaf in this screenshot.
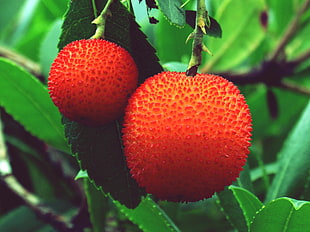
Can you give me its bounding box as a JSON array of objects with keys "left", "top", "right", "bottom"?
[
  {"left": 39, "top": 19, "right": 62, "bottom": 78},
  {"left": 155, "top": 0, "right": 186, "bottom": 27},
  {"left": 266, "top": 99, "right": 310, "bottom": 202},
  {"left": 250, "top": 198, "right": 310, "bottom": 232},
  {"left": 0, "top": 57, "right": 68, "bottom": 152},
  {"left": 201, "top": 0, "right": 266, "bottom": 72}
]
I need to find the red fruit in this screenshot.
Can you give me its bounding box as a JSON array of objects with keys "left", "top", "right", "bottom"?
[
  {"left": 48, "top": 39, "right": 138, "bottom": 126},
  {"left": 122, "top": 72, "right": 252, "bottom": 202}
]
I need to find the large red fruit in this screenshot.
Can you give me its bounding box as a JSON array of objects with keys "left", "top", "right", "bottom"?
[
  {"left": 122, "top": 72, "right": 252, "bottom": 202},
  {"left": 48, "top": 39, "right": 138, "bottom": 126}
]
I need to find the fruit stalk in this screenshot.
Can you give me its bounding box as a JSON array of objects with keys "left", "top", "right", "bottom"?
[
  {"left": 91, "top": 0, "right": 115, "bottom": 39},
  {"left": 186, "top": 0, "right": 209, "bottom": 76}
]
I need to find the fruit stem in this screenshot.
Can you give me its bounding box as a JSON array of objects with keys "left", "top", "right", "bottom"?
[
  {"left": 186, "top": 0, "right": 209, "bottom": 76},
  {"left": 91, "top": 0, "right": 115, "bottom": 39}
]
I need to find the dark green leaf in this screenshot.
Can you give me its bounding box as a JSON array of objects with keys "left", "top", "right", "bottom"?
[
  {"left": 63, "top": 117, "right": 145, "bottom": 208},
  {"left": 58, "top": 0, "right": 96, "bottom": 50},
  {"left": 251, "top": 198, "right": 310, "bottom": 232},
  {"left": 155, "top": 0, "right": 186, "bottom": 27},
  {"left": 84, "top": 179, "right": 110, "bottom": 232},
  {"left": 59, "top": 0, "right": 162, "bottom": 208},
  {"left": 185, "top": 11, "right": 222, "bottom": 38},
  {"left": 266, "top": 100, "right": 310, "bottom": 202},
  {"left": 0, "top": 58, "right": 69, "bottom": 153}
]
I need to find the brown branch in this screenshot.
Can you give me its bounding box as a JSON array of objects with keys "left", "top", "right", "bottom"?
[
  {"left": 268, "top": 0, "right": 310, "bottom": 61},
  {"left": 216, "top": 59, "right": 310, "bottom": 96},
  {"left": 0, "top": 46, "right": 44, "bottom": 81},
  {"left": 1, "top": 174, "right": 75, "bottom": 232},
  {"left": 0, "top": 118, "right": 74, "bottom": 232}
]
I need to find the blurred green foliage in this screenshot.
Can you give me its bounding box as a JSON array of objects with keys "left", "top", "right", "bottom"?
[{"left": 0, "top": 0, "right": 309, "bottom": 231}]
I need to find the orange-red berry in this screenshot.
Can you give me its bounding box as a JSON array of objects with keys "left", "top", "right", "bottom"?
[
  {"left": 48, "top": 39, "right": 138, "bottom": 126},
  {"left": 122, "top": 72, "right": 252, "bottom": 202}
]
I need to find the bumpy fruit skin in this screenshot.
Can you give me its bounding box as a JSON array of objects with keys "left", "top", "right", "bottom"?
[
  {"left": 122, "top": 72, "right": 252, "bottom": 202},
  {"left": 48, "top": 39, "right": 138, "bottom": 126}
]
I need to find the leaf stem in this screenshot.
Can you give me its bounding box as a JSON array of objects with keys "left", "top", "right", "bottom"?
[
  {"left": 91, "top": 0, "right": 115, "bottom": 39},
  {"left": 186, "top": 0, "right": 208, "bottom": 76},
  {"left": 268, "top": 0, "right": 310, "bottom": 61}
]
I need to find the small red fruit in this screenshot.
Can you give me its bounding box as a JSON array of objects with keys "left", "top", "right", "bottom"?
[
  {"left": 48, "top": 39, "right": 138, "bottom": 126},
  {"left": 122, "top": 72, "right": 252, "bottom": 202}
]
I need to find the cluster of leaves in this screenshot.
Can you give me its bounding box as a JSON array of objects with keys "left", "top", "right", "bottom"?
[{"left": 0, "top": 0, "right": 310, "bottom": 231}]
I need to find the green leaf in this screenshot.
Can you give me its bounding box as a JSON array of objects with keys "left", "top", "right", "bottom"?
[
  {"left": 155, "top": 0, "right": 186, "bottom": 27},
  {"left": 63, "top": 118, "right": 145, "bottom": 208},
  {"left": 250, "top": 198, "right": 310, "bottom": 232},
  {"left": 216, "top": 163, "right": 254, "bottom": 232},
  {"left": 115, "top": 196, "right": 181, "bottom": 232},
  {"left": 0, "top": 58, "right": 69, "bottom": 152},
  {"left": 59, "top": 0, "right": 162, "bottom": 208},
  {"left": 229, "top": 186, "right": 263, "bottom": 228},
  {"left": 217, "top": 190, "right": 248, "bottom": 232},
  {"left": 266, "top": 99, "right": 310, "bottom": 202},
  {"left": 201, "top": 0, "right": 266, "bottom": 72}
]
